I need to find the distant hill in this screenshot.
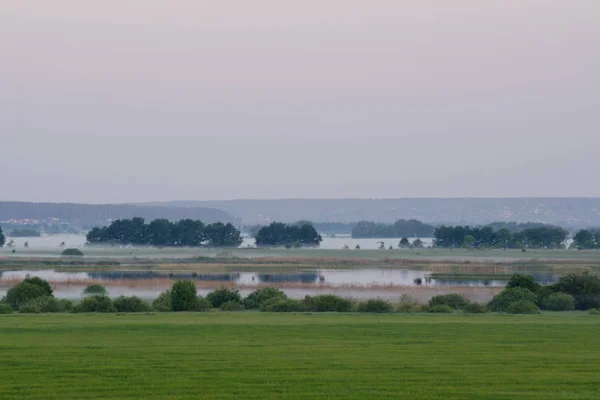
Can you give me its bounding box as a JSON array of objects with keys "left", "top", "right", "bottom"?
[
  {"left": 0, "top": 202, "right": 234, "bottom": 228},
  {"left": 141, "top": 198, "right": 600, "bottom": 228}
]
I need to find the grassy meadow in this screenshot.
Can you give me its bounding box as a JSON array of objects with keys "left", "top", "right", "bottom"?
[{"left": 1, "top": 312, "right": 599, "bottom": 399}]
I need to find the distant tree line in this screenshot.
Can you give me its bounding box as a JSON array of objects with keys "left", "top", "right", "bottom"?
[
  {"left": 7, "top": 228, "right": 41, "bottom": 237},
  {"left": 433, "top": 225, "right": 569, "bottom": 249},
  {"left": 254, "top": 222, "right": 322, "bottom": 247},
  {"left": 572, "top": 229, "right": 600, "bottom": 249},
  {"left": 351, "top": 219, "right": 434, "bottom": 239},
  {"left": 86, "top": 218, "right": 243, "bottom": 247}
]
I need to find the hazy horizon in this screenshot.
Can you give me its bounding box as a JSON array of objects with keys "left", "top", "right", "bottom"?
[{"left": 2, "top": 1, "right": 599, "bottom": 203}]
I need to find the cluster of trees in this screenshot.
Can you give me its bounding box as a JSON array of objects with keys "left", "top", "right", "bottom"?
[
  {"left": 572, "top": 229, "right": 600, "bottom": 249},
  {"left": 0, "top": 227, "right": 5, "bottom": 247},
  {"left": 351, "top": 219, "right": 434, "bottom": 239},
  {"left": 8, "top": 228, "right": 41, "bottom": 237},
  {"left": 433, "top": 225, "right": 568, "bottom": 249},
  {"left": 254, "top": 222, "right": 322, "bottom": 247},
  {"left": 86, "top": 218, "right": 243, "bottom": 247}
]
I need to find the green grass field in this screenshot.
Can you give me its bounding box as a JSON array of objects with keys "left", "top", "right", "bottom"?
[{"left": 1, "top": 313, "right": 599, "bottom": 399}]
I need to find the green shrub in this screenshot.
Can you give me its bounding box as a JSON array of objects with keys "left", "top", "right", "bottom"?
[
  {"left": 152, "top": 290, "right": 172, "bottom": 312},
  {"left": 220, "top": 300, "right": 245, "bottom": 311},
  {"left": 4, "top": 282, "right": 49, "bottom": 310},
  {"left": 83, "top": 284, "right": 108, "bottom": 295},
  {"left": 0, "top": 303, "right": 14, "bottom": 314},
  {"left": 539, "top": 292, "right": 575, "bottom": 311},
  {"left": 303, "top": 294, "right": 354, "bottom": 312},
  {"left": 429, "top": 293, "right": 468, "bottom": 310},
  {"left": 506, "top": 300, "right": 540, "bottom": 314},
  {"left": 588, "top": 308, "right": 600, "bottom": 316},
  {"left": 462, "top": 302, "right": 487, "bottom": 314},
  {"left": 207, "top": 287, "right": 242, "bottom": 308},
  {"left": 260, "top": 298, "right": 306, "bottom": 312},
  {"left": 428, "top": 304, "right": 453, "bottom": 313},
  {"left": 506, "top": 273, "right": 540, "bottom": 293},
  {"left": 488, "top": 287, "right": 538, "bottom": 312},
  {"left": 58, "top": 299, "right": 74, "bottom": 312},
  {"left": 194, "top": 297, "right": 212, "bottom": 311},
  {"left": 357, "top": 299, "right": 394, "bottom": 313},
  {"left": 74, "top": 295, "right": 116, "bottom": 313},
  {"left": 62, "top": 248, "right": 84, "bottom": 256},
  {"left": 23, "top": 277, "right": 53, "bottom": 297},
  {"left": 25, "top": 296, "right": 68, "bottom": 313},
  {"left": 396, "top": 294, "right": 421, "bottom": 313},
  {"left": 553, "top": 272, "right": 600, "bottom": 310},
  {"left": 171, "top": 281, "right": 198, "bottom": 311},
  {"left": 19, "top": 304, "right": 42, "bottom": 314},
  {"left": 113, "top": 296, "right": 151, "bottom": 313},
  {"left": 243, "top": 287, "right": 287, "bottom": 309}
]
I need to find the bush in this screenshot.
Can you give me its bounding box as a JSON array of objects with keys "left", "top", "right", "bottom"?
[
  {"left": 488, "top": 287, "right": 538, "bottom": 312},
  {"left": 152, "top": 290, "right": 172, "bottom": 312},
  {"left": 303, "top": 294, "right": 354, "bottom": 312},
  {"left": 207, "top": 286, "right": 242, "bottom": 308},
  {"left": 260, "top": 298, "right": 306, "bottom": 312},
  {"left": 462, "top": 302, "right": 487, "bottom": 314},
  {"left": 506, "top": 273, "right": 541, "bottom": 293},
  {"left": 553, "top": 272, "right": 600, "bottom": 310},
  {"left": 220, "top": 300, "right": 245, "bottom": 311},
  {"left": 171, "top": 281, "right": 198, "bottom": 311},
  {"left": 19, "top": 304, "right": 42, "bottom": 314},
  {"left": 588, "top": 308, "right": 600, "bottom": 316},
  {"left": 62, "top": 248, "right": 84, "bottom": 256},
  {"left": 429, "top": 293, "right": 468, "bottom": 310},
  {"left": 25, "top": 296, "right": 69, "bottom": 313},
  {"left": 23, "top": 277, "right": 53, "bottom": 297},
  {"left": 357, "top": 299, "right": 394, "bottom": 313},
  {"left": 428, "top": 304, "right": 453, "bottom": 313},
  {"left": 243, "top": 287, "right": 287, "bottom": 309},
  {"left": 539, "top": 292, "right": 575, "bottom": 311},
  {"left": 4, "top": 282, "right": 49, "bottom": 310},
  {"left": 506, "top": 300, "right": 540, "bottom": 314},
  {"left": 0, "top": 303, "right": 14, "bottom": 314},
  {"left": 194, "top": 297, "right": 212, "bottom": 311},
  {"left": 74, "top": 295, "right": 116, "bottom": 313},
  {"left": 83, "top": 284, "right": 108, "bottom": 295},
  {"left": 58, "top": 299, "right": 74, "bottom": 312},
  {"left": 113, "top": 296, "right": 151, "bottom": 313},
  {"left": 396, "top": 294, "right": 421, "bottom": 313}
]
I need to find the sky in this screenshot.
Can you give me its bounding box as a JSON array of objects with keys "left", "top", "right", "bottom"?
[{"left": 1, "top": 0, "right": 599, "bottom": 203}]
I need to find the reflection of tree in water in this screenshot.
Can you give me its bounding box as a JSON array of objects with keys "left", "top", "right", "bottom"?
[{"left": 258, "top": 273, "right": 320, "bottom": 284}]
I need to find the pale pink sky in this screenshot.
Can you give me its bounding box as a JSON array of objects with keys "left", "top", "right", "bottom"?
[{"left": 1, "top": 1, "right": 599, "bottom": 202}]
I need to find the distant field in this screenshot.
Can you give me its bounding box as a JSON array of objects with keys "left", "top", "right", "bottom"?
[{"left": 1, "top": 313, "right": 599, "bottom": 399}]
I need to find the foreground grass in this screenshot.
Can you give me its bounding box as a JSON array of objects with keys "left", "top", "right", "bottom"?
[{"left": 1, "top": 313, "right": 599, "bottom": 399}]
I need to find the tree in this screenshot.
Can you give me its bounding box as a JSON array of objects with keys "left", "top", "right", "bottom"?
[
  {"left": 398, "top": 237, "right": 410, "bottom": 248},
  {"left": 0, "top": 226, "right": 5, "bottom": 247},
  {"left": 255, "top": 222, "right": 321, "bottom": 247},
  {"left": 148, "top": 219, "right": 174, "bottom": 246},
  {"left": 171, "top": 281, "right": 198, "bottom": 311},
  {"left": 462, "top": 235, "right": 476, "bottom": 248},
  {"left": 573, "top": 230, "right": 595, "bottom": 249},
  {"left": 412, "top": 238, "right": 424, "bottom": 248},
  {"left": 204, "top": 223, "right": 243, "bottom": 247},
  {"left": 506, "top": 274, "right": 540, "bottom": 293}
]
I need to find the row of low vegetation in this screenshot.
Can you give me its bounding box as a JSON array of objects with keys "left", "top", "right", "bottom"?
[{"left": 1, "top": 272, "right": 600, "bottom": 315}]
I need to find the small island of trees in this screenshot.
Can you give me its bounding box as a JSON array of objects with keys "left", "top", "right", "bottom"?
[
  {"left": 86, "top": 218, "right": 243, "bottom": 247},
  {"left": 254, "top": 222, "right": 322, "bottom": 247},
  {"left": 433, "top": 225, "right": 569, "bottom": 249}
]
